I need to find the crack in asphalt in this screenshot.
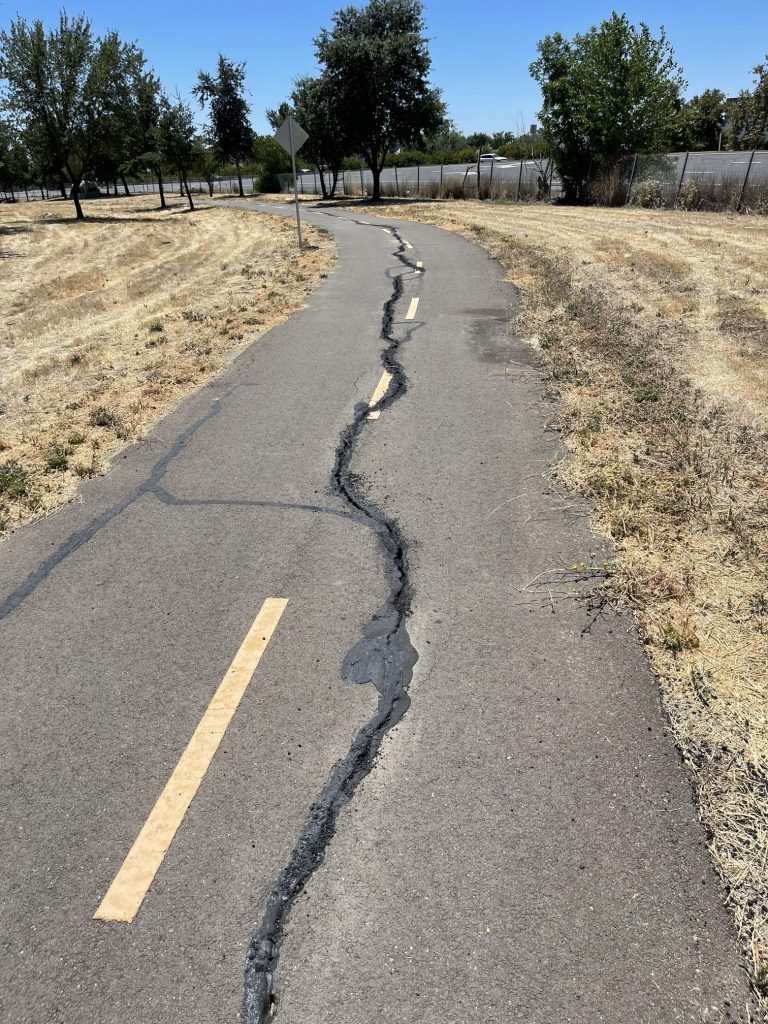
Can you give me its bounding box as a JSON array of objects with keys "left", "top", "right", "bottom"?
[
  {"left": 0, "top": 388, "right": 236, "bottom": 623},
  {"left": 152, "top": 484, "right": 368, "bottom": 524},
  {"left": 243, "top": 220, "right": 422, "bottom": 1023}
]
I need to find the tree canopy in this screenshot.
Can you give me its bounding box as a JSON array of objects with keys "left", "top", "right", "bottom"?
[
  {"left": 267, "top": 75, "right": 349, "bottom": 198},
  {"left": 0, "top": 12, "right": 147, "bottom": 217},
  {"left": 728, "top": 57, "right": 768, "bottom": 150},
  {"left": 315, "top": 0, "right": 445, "bottom": 199},
  {"left": 530, "top": 12, "right": 685, "bottom": 201},
  {"left": 677, "top": 89, "right": 727, "bottom": 151},
  {"left": 194, "top": 55, "right": 253, "bottom": 196}
]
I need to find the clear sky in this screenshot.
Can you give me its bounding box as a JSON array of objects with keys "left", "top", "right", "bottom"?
[{"left": 3, "top": 0, "right": 767, "bottom": 135}]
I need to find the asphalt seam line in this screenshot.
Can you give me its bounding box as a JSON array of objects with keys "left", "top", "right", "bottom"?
[{"left": 94, "top": 597, "right": 288, "bottom": 924}]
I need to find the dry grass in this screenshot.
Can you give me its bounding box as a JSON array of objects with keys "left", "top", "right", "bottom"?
[
  {"left": 0, "top": 194, "right": 334, "bottom": 534},
  {"left": 338, "top": 197, "right": 768, "bottom": 1009}
]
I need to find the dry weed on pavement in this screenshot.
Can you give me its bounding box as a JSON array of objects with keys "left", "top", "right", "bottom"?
[{"left": 0, "top": 194, "right": 334, "bottom": 535}]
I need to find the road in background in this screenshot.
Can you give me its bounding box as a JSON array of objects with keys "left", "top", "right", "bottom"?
[{"left": 6, "top": 150, "right": 767, "bottom": 205}]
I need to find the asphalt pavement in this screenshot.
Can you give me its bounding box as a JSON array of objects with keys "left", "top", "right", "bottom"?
[{"left": 0, "top": 202, "right": 754, "bottom": 1023}]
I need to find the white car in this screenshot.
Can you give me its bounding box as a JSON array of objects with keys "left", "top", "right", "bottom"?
[{"left": 479, "top": 153, "right": 505, "bottom": 162}]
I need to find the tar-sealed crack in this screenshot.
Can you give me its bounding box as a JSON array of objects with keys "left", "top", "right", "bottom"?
[{"left": 243, "top": 223, "right": 421, "bottom": 1023}]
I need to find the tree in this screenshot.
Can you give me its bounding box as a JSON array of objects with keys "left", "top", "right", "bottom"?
[
  {"left": 530, "top": 13, "right": 685, "bottom": 202},
  {"left": 267, "top": 75, "right": 349, "bottom": 198},
  {"left": 728, "top": 57, "right": 768, "bottom": 150},
  {"left": 156, "top": 95, "right": 196, "bottom": 211},
  {"left": 0, "top": 12, "right": 143, "bottom": 219},
  {"left": 315, "top": 0, "right": 445, "bottom": 200},
  {"left": 194, "top": 55, "right": 253, "bottom": 197},
  {"left": 677, "top": 89, "right": 727, "bottom": 150},
  {"left": 192, "top": 137, "right": 220, "bottom": 197},
  {"left": 0, "top": 116, "right": 28, "bottom": 200}
]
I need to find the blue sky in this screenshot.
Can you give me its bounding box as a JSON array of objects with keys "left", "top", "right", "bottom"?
[{"left": 3, "top": 1, "right": 767, "bottom": 134}]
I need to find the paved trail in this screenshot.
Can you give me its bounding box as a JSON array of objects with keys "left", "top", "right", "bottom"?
[{"left": 0, "top": 204, "right": 751, "bottom": 1023}]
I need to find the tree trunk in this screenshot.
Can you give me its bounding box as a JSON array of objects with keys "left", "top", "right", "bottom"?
[
  {"left": 178, "top": 171, "right": 184, "bottom": 196},
  {"left": 236, "top": 159, "right": 244, "bottom": 197},
  {"left": 182, "top": 172, "right": 195, "bottom": 211},
  {"left": 120, "top": 173, "right": 131, "bottom": 196},
  {"left": 71, "top": 179, "right": 84, "bottom": 220},
  {"left": 318, "top": 167, "right": 328, "bottom": 199},
  {"left": 207, "top": 177, "right": 214, "bottom": 197},
  {"left": 370, "top": 163, "right": 381, "bottom": 201},
  {"left": 156, "top": 169, "right": 167, "bottom": 210},
  {"left": 329, "top": 170, "right": 339, "bottom": 198},
  {"left": 59, "top": 177, "right": 67, "bottom": 199}
]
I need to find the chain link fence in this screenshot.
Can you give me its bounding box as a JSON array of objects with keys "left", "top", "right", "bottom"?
[{"left": 3, "top": 151, "right": 766, "bottom": 212}]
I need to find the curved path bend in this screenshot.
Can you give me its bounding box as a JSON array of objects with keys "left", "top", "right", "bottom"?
[{"left": 0, "top": 203, "right": 751, "bottom": 1024}]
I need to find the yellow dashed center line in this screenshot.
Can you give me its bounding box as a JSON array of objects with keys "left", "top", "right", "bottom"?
[
  {"left": 403, "top": 240, "right": 413, "bottom": 249},
  {"left": 416, "top": 261, "right": 423, "bottom": 268},
  {"left": 94, "top": 597, "right": 289, "bottom": 924},
  {"left": 405, "top": 297, "right": 419, "bottom": 321},
  {"left": 367, "top": 370, "right": 393, "bottom": 420}
]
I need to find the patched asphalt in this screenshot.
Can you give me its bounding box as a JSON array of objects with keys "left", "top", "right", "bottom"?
[{"left": 0, "top": 202, "right": 753, "bottom": 1024}]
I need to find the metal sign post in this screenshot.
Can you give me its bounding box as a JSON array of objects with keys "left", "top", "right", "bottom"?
[{"left": 274, "top": 116, "right": 309, "bottom": 249}]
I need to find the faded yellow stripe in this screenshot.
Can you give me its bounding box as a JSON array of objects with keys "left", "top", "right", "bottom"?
[
  {"left": 405, "top": 297, "right": 419, "bottom": 321},
  {"left": 94, "top": 597, "right": 288, "bottom": 923},
  {"left": 367, "top": 370, "right": 393, "bottom": 421}
]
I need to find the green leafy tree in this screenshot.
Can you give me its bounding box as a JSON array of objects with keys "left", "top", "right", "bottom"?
[
  {"left": 190, "top": 137, "right": 218, "bottom": 197},
  {"left": 0, "top": 12, "right": 143, "bottom": 218},
  {"left": 728, "top": 57, "right": 768, "bottom": 150},
  {"left": 0, "top": 116, "right": 29, "bottom": 199},
  {"left": 267, "top": 75, "right": 349, "bottom": 198},
  {"left": 194, "top": 55, "right": 253, "bottom": 197},
  {"left": 530, "top": 12, "right": 686, "bottom": 202},
  {"left": 251, "top": 134, "right": 291, "bottom": 193},
  {"left": 677, "top": 89, "right": 727, "bottom": 150},
  {"left": 315, "top": 0, "right": 445, "bottom": 200},
  {"left": 122, "top": 69, "right": 168, "bottom": 207},
  {"left": 156, "top": 94, "right": 196, "bottom": 210}
]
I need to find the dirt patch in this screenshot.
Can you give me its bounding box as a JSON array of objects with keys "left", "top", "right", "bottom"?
[
  {"left": 336, "top": 197, "right": 768, "bottom": 1010},
  {"left": 0, "top": 195, "right": 334, "bottom": 535}
]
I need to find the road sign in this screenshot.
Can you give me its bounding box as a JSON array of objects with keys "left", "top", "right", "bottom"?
[
  {"left": 274, "top": 117, "right": 309, "bottom": 249},
  {"left": 274, "top": 116, "right": 308, "bottom": 156}
]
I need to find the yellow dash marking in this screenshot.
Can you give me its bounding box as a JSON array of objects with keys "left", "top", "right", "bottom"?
[
  {"left": 367, "top": 370, "right": 393, "bottom": 420},
  {"left": 405, "top": 297, "right": 419, "bottom": 321},
  {"left": 403, "top": 240, "right": 413, "bottom": 250},
  {"left": 416, "top": 261, "right": 423, "bottom": 268},
  {"left": 382, "top": 228, "right": 391, "bottom": 234},
  {"left": 94, "top": 598, "right": 288, "bottom": 924}
]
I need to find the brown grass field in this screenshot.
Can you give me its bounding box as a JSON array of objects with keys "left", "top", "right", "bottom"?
[
  {"left": 336, "top": 197, "right": 768, "bottom": 1007},
  {"left": 0, "top": 194, "right": 334, "bottom": 535}
]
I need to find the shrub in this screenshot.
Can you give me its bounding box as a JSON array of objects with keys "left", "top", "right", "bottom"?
[
  {"left": 0, "top": 461, "right": 29, "bottom": 498},
  {"left": 631, "top": 179, "right": 664, "bottom": 208},
  {"left": 677, "top": 180, "right": 702, "bottom": 211},
  {"left": 44, "top": 442, "right": 72, "bottom": 472},
  {"left": 89, "top": 406, "right": 117, "bottom": 428}
]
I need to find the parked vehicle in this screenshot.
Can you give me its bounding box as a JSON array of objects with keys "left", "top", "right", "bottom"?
[{"left": 479, "top": 153, "right": 505, "bottom": 162}]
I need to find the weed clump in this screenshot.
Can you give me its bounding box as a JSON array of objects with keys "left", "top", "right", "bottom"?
[
  {"left": 89, "top": 406, "right": 117, "bottom": 428},
  {"left": 44, "top": 442, "right": 72, "bottom": 472},
  {"left": 0, "top": 461, "right": 29, "bottom": 498}
]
